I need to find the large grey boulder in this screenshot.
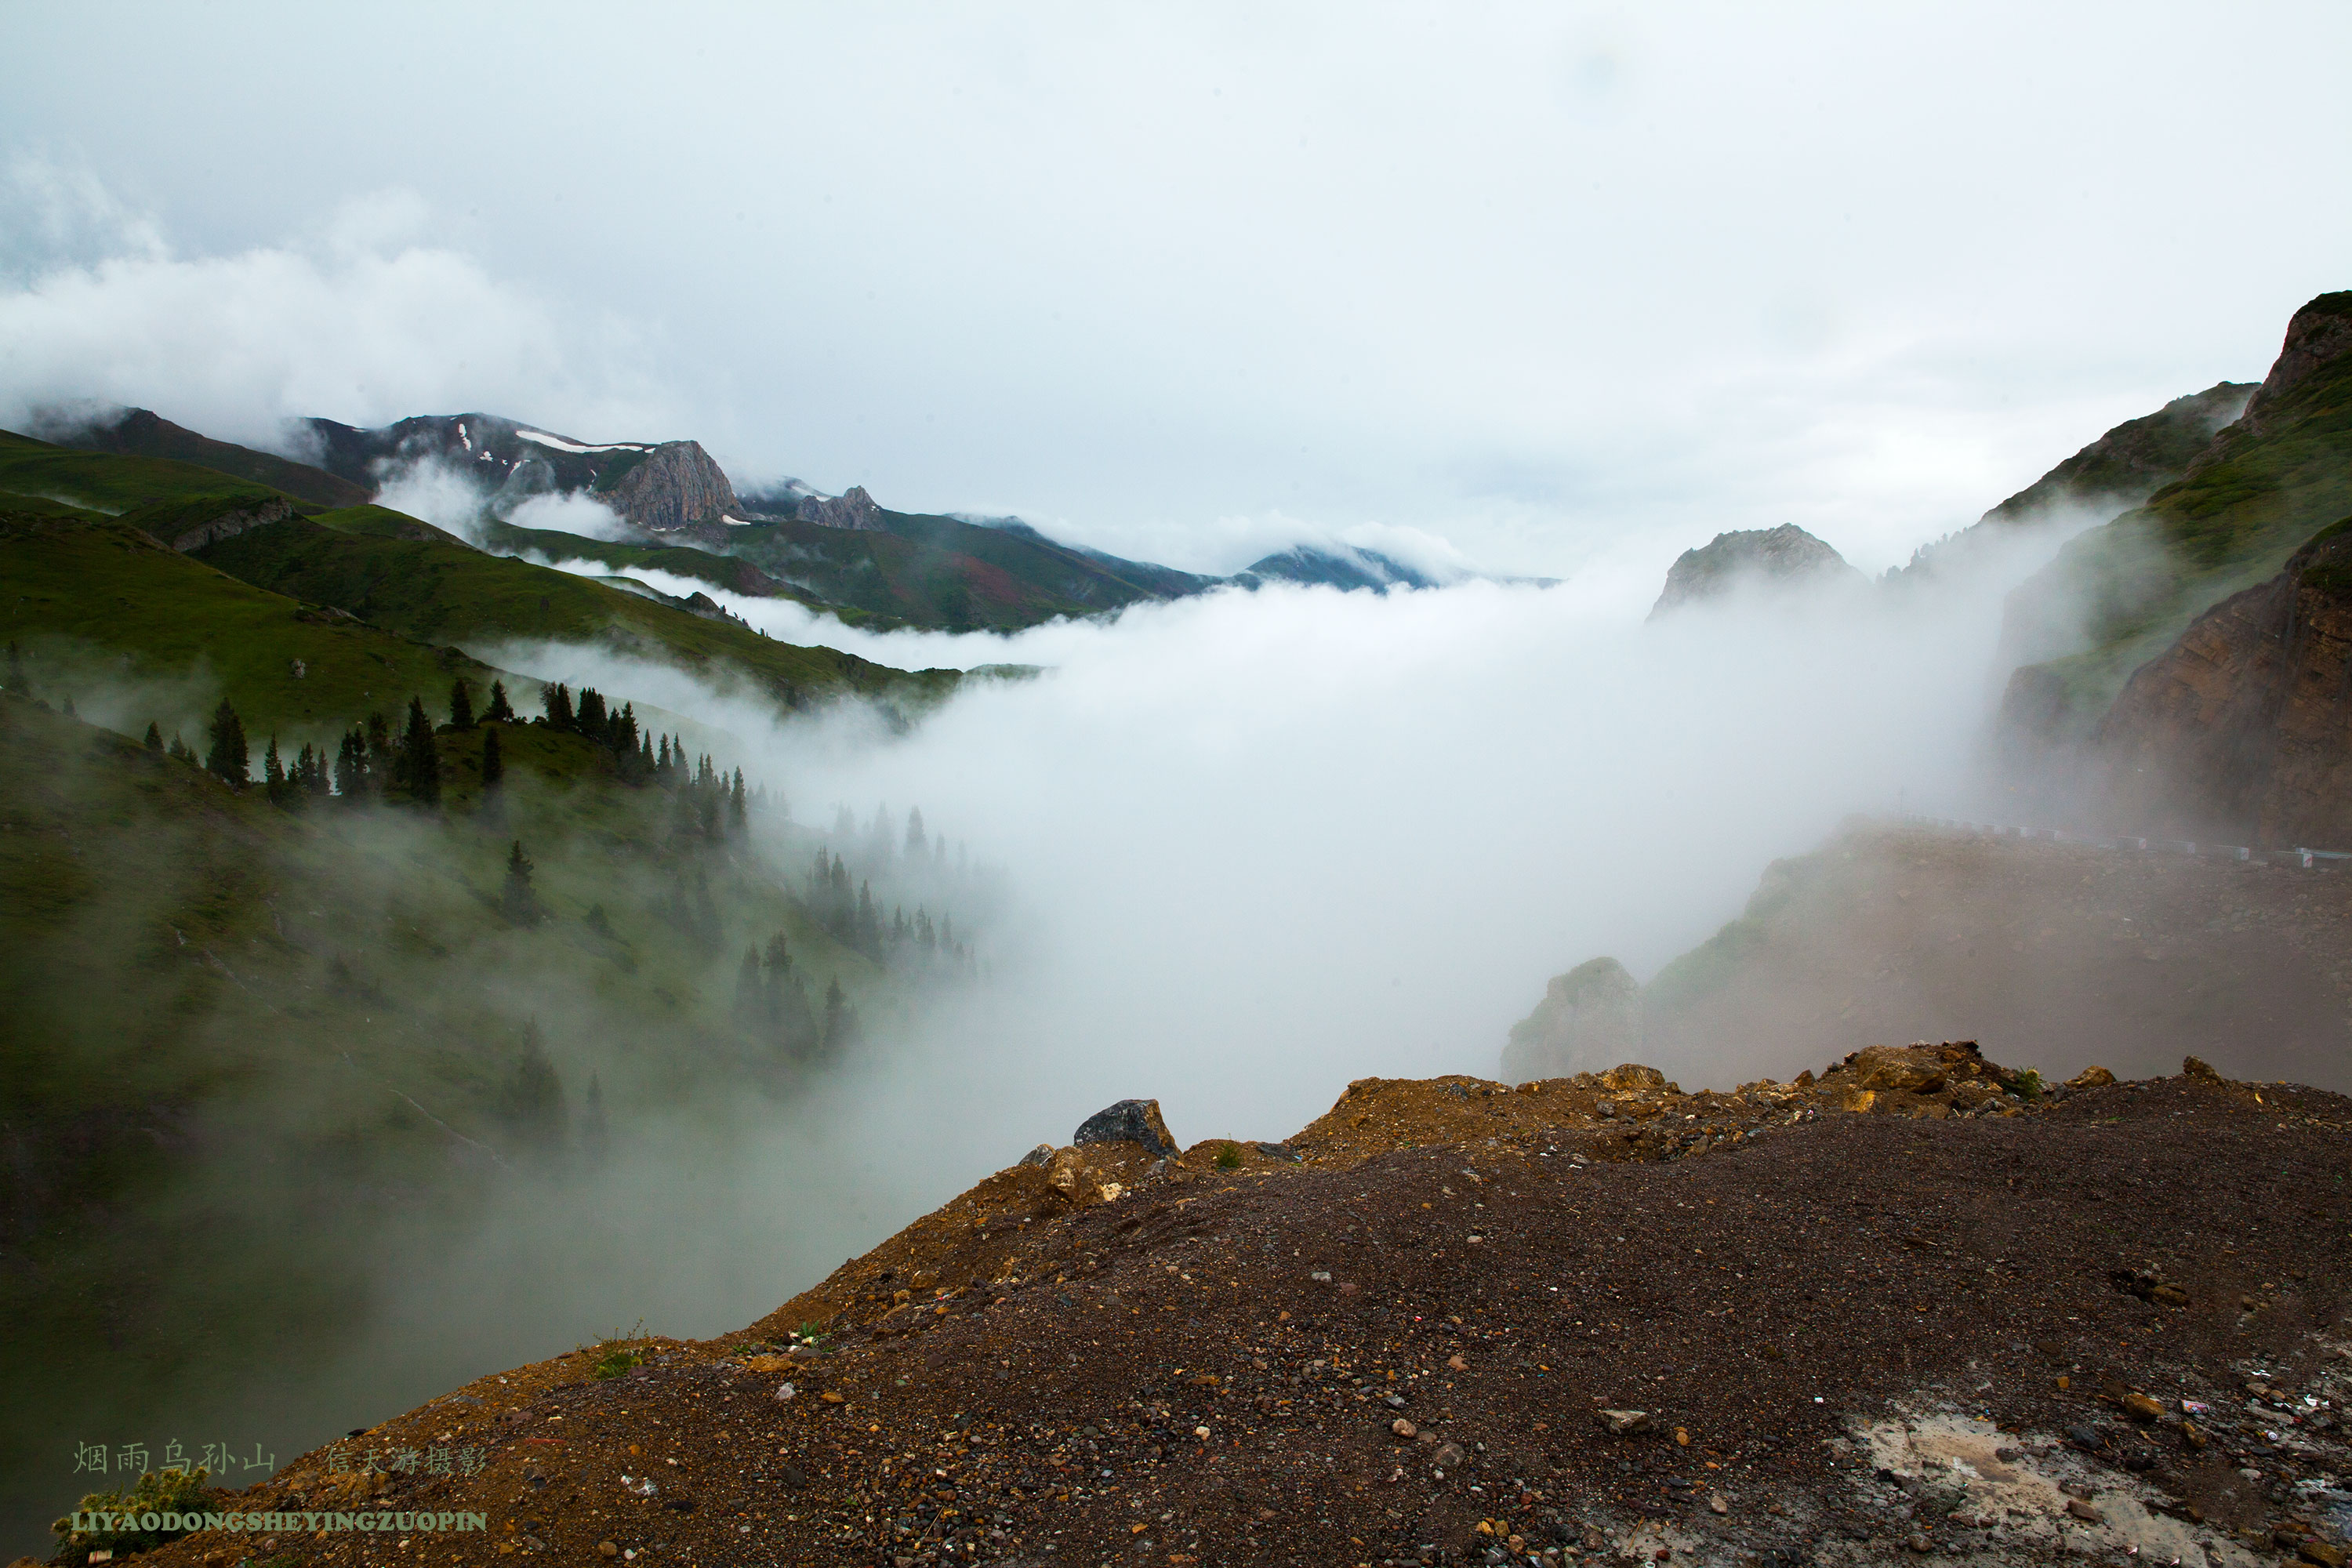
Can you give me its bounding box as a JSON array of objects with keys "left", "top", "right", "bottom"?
[{"left": 1073, "top": 1098, "right": 1178, "bottom": 1158}]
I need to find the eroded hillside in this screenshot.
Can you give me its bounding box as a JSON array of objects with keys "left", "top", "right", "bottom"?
[{"left": 75, "top": 1050, "right": 2352, "bottom": 1568}]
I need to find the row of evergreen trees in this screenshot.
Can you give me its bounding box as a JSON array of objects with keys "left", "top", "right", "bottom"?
[
  {"left": 730, "top": 929, "right": 860, "bottom": 1062},
  {"left": 149, "top": 677, "right": 766, "bottom": 837},
  {"left": 807, "top": 847, "right": 976, "bottom": 973}
]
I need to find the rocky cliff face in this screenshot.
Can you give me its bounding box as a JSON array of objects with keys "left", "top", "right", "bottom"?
[
  {"left": 599, "top": 440, "right": 741, "bottom": 532},
  {"left": 797, "top": 485, "right": 884, "bottom": 531},
  {"left": 1498, "top": 956, "right": 1642, "bottom": 1081},
  {"left": 1648, "top": 523, "right": 1860, "bottom": 618},
  {"left": 2092, "top": 519, "right": 2352, "bottom": 846}
]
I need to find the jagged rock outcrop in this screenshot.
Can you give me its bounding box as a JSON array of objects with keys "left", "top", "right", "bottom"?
[
  {"left": 797, "top": 485, "right": 884, "bottom": 532},
  {"left": 1648, "top": 524, "right": 1861, "bottom": 619},
  {"left": 600, "top": 441, "right": 741, "bottom": 532},
  {"left": 2199, "top": 292, "right": 2352, "bottom": 452},
  {"left": 1499, "top": 956, "right": 1643, "bottom": 1081},
  {"left": 2092, "top": 517, "right": 2352, "bottom": 845},
  {"left": 151, "top": 496, "right": 295, "bottom": 553}
]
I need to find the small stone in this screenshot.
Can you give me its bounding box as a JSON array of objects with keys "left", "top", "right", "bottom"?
[
  {"left": 2180, "top": 1420, "right": 2205, "bottom": 1449},
  {"left": 2067, "top": 1066, "right": 2116, "bottom": 1089},
  {"left": 597, "top": 1544, "right": 619, "bottom": 1559},
  {"left": 1907, "top": 1533, "right": 1933, "bottom": 1553},
  {"left": 1193, "top": 1425, "right": 1210, "bottom": 1439},
  {"left": 1018, "top": 1143, "right": 1054, "bottom": 1167},
  {"left": 2121, "top": 1392, "right": 2165, "bottom": 1421},
  {"left": 2302, "top": 1540, "right": 2349, "bottom": 1567},
  {"left": 1596, "top": 1410, "right": 1651, "bottom": 1435},
  {"left": 1432, "top": 1441, "right": 1466, "bottom": 1469},
  {"left": 1708, "top": 1492, "right": 1729, "bottom": 1515},
  {"left": 2065, "top": 1499, "right": 2103, "bottom": 1524},
  {"left": 1448, "top": 1354, "right": 1469, "bottom": 1371},
  {"left": 1392, "top": 1419, "right": 1418, "bottom": 1439},
  {"left": 821, "top": 1392, "right": 845, "bottom": 1404}
]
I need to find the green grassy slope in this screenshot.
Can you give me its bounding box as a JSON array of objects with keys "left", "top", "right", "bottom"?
[
  {"left": 194, "top": 514, "right": 957, "bottom": 708},
  {"left": 1, "top": 426, "right": 960, "bottom": 720},
  {"left": 0, "top": 426, "right": 286, "bottom": 515},
  {"left": 1, "top": 511, "right": 503, "bottom": 739},
  {"left": 720, "top": 507, "right": 1212, "bottom": 631},
  {"left": 2002, "top": 295, "right": 2352, "bottom": 736},
  {"left": 476, "top": 517, "right": 897, "bottom": 625},
  {"left": 43, "top": 407, "right": 370, "bottom": 508}
]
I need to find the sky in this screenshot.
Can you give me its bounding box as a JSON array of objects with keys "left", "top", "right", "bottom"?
[{"left": 4, "top": 2, "right": 2348, "bottom": 579}]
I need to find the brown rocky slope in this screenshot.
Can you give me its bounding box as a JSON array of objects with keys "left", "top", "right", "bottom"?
[
  {"left": 67, "top": 1048, "right": 2352, "bottom": 1568},
  {"left": 1504, "top": 822, "right": 2352, "bottom": 1095},
  {"left": 2092, "top": 517, "right": 2352, "bottom": 848}
]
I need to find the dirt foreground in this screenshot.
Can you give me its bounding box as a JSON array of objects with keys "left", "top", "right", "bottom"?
[{"left": 50, "top": 1047, "right": 2352, "bottom": 1568}]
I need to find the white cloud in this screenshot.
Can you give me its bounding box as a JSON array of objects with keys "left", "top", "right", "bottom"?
[{"left": 0, "top": 172, "right": 662, "bottom": 452}]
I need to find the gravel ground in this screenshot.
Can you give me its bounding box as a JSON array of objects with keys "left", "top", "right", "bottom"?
[{"left": 81, "top": 1053, "right": 2352, "bottom": 1568}]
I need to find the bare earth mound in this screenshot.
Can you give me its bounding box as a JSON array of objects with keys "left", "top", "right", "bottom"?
[{"left": 71, "top": 1051, "right": 2352, "bottom": 1568}]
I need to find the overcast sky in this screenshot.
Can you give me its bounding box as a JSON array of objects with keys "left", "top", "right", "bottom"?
[{"left": 4, "top": 2, "right": 2347, "bottom": 577}]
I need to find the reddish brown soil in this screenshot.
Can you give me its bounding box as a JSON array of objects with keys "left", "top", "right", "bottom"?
[{"left": 80, "top": 1055, "right": 2352, "bottom": 1568}]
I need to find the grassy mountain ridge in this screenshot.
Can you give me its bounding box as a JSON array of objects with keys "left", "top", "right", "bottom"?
[
  {"left": 691, "top": 506, "right": 1214, "bottom": 631},
  {"left": 0, "top": 510, "right": 499, "bottom": 741},
  {"left": 0, "top": 426, "right": 287, "bottom": 516},
  {"left": 0, "top": 427, "right": 963, "bottom": 735},
  {"left": 193, "top": 514, "right": 957, "bottom": 710},
  {"left": 1998, "top": 293, "right": 2352, "bottom": 739},
  {"left": 37, "top": 406, "right": 370, "bottom": 509}
]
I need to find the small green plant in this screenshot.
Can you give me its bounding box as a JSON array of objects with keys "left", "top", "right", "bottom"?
[
  {"left": 52, "top": 1466, "right": 221, "bottom": 1563},
  {"left": 2014, "top": 1069, "right": 2045, "bottom": 1102},
  {"left": 1214, "top": 1142, "right": 1243, "bottom": 1171},
  {"left": 591, "top": 1346, "right": 641, "bottom": 1380}
]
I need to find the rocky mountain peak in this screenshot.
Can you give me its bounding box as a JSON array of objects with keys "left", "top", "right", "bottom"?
[
  {"left": 601, "top": 440, "right": 741, "bottom": 532},
  {"left": 798, "top": 485, "right": 885, "bottom": 531},
  {"left": 2234, "top": 290, "right": 2352, "bottom": 440},
  {"left": 1649, "top": 522, "right": 1861, "bottom": 619}
]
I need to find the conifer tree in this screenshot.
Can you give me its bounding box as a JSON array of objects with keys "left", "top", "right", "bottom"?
[
  {"left": 299, "top": 742, "right": 330, "bottom": 803},
  {"left": 448, "top": 677, "right": 476, "bottom": 731},
  {"left": 732, "top": 945, "right": 768, "bottom": 1029},
  {"left": 366, "top": 711, "right": 394, "bottom": 784},
  {"left": 143, "top": 722, "right": 163, "bottom": 755},
  {"left": 168, "top": 732, "right": 194, "bottom": 764},
  {"left": 399, "top": 696, "right": 441, "bottom": 805},
  {"left": 204, "top": 699, "right": 249, "bottom": 786},
  {"left": 580, "top": 1073, "right": 611, "bottom": 1170},
  {"left": 263, "top": 736, "right": 289, "bottom": 804},
  {"left": 495, "top": 1020, "right": 566, "bottom": 1156},
  {"left": 906, "top": 807, "right": 927, "bottom": 858},
  {"left": 501, "top": 839, "right": 539, "bottom": 924},
  {"left": 480, "top": 726, "right": 504, "bottom": 791},
  {"left": 728, "top": 768, "right": 747, "bottom": 833},
  {"left": 577, "top": 688, "right": 608, "bottom": 743},
  {"left": 542, "top": 682, "right": 575, "bottom": 731},
  {"left": 821, "top": 977, "right": 861, "bottom": 1057},
  {"left": 484, "top": 680, "right": 516, "bottom": 724},
  {"left": 60, "top": 693, "right": 76, "bottom": 717},
  {"left": 334, "top": 728, "right": 368, "bottom": 799}
]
